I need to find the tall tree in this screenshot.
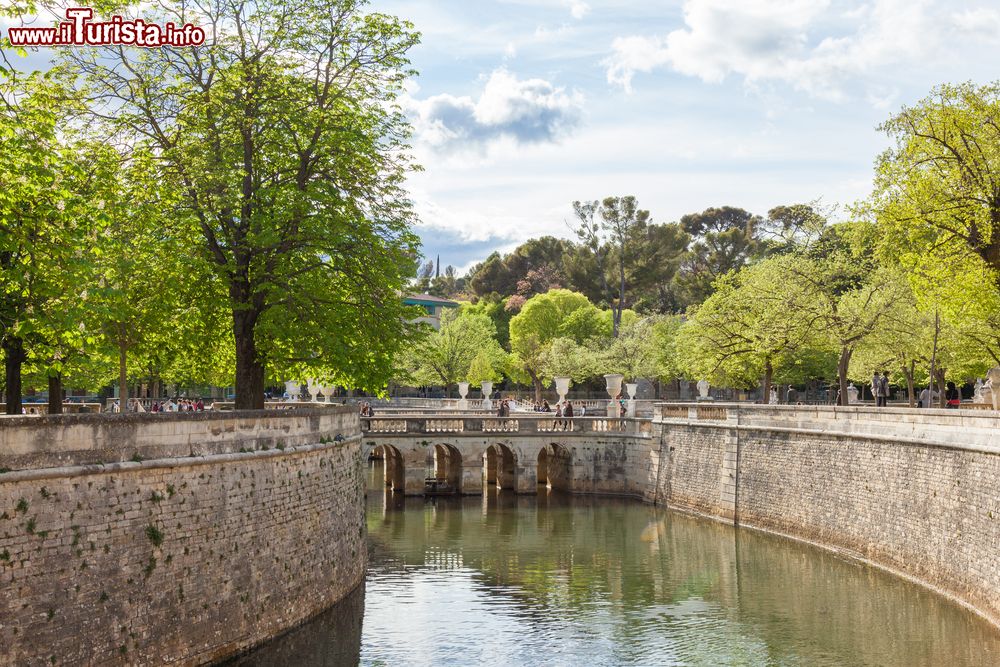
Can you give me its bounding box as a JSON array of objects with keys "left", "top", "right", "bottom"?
[
  {"left": 509, "top": 289, "right": 598, "bottom": 401},
  {"left": 674, "top": 206, "right": 762, "bottom": 307},
  {"left": 872, "top": 82, "right": 1000, "bottom": 287},
  {"left": 0, "top": 69, "right": 85, "bottom": 414},
  {"left": 676, "top": 254, "right": 828, "bottom": 400},
  {"left": 70, "top": 0, "right": 421, "bottom": 408},
  {"left": 399, "top": 309, "right": 504, "bottom": 395}
]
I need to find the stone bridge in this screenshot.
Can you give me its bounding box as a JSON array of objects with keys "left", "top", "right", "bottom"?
[{"left": 361, "top": 414, "right": 654, "bottom": 496}]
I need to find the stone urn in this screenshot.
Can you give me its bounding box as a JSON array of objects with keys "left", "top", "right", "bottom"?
[
  {"left": 284, "top": 381, "right": 300, "bottom": 402},
  {"left": 604, "top": 373, "right": 624, "bottom": 418},
  {"left": 847, "top": 384, "right": 859, "bottom": 405},
  {"left": 457, "top": 381, "right": 470, "bottom": 411},
  {"left": 321, "top": 384, "right": 337, "bottom": 403},
  {"left": 697, "top": 379, "right": 712, "bottom": 400},
  {"left": 554, "top": 376, "right": 571, "bottom": 407},
  {"left": 625, "top": 382, "right": 638, "bottom": 418},
  {"left": 481, "top": 381, "right": 493, "bottom": 412},
  {"left": 306, "top": 378, "right": 322, "bottom": 402}
]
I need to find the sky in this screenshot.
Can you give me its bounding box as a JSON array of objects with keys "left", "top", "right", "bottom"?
[
  {"left": 369, "top": 0, "right": 1000, "bottom": 274},
  {"left": 6, "top": 1, "right": 1000, "bottom": 274}
]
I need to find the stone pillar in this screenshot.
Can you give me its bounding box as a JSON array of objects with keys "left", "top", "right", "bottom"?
[
  {"left": 462, "top": 457, "right": 484, "bottom": 494},
  {"left": 484, "top": 448, "right": 497, "bottom": 485},
  {"left": 517, "top": 459, "right": 538, "bottom": 494}
]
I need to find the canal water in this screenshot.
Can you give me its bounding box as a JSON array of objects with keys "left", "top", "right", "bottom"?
[{"left": 235, "top": 463, "right": 1000, "bottom": 666}]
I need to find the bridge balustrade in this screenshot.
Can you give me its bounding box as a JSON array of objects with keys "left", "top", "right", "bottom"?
[{"left": 361, "top": 414, "right": 653, "bottom": 437}]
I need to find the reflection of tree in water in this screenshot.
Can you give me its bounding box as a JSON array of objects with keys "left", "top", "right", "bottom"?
[{"left": 362, "top": 491, "right": 1000, "bottom": 667}]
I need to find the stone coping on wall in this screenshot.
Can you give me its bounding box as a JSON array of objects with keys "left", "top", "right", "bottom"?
[
  {"left": 0, "top": 406, "right": 359, "bottom": 472},
  {"left": 654, "top": 403, "right": 1000, "bottom": 454},
  {"left": 0, "top": 433, "right": 362, "bottom": 484}
]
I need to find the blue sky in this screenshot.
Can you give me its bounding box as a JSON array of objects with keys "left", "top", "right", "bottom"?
[{"left": 372, "top": 0, "right": 1000, "bottom": 273}]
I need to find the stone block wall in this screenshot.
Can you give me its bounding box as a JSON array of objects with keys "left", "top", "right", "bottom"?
[
  {"left": 647, "top": 416, "right": 1000, "bottom": 629},
  {"left": 0, "top": 409, "right": 365, "bottom": 666}
]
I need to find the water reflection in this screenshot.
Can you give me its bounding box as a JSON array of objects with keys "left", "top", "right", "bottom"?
[{"left": 245, "top": 464, "right": 1000, "bottom": 666}]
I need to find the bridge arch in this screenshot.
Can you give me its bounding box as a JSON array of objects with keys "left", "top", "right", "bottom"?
[
  {"left": 483, "top": 443, "right": 517, "bottom": 491},
  {"left": 537, "top": 443, "right": 572, "bottom": 492},
  {"left": 371, "top": 444, "right": 405, "bottom": 493},
  {"left": 431, "top": 443, "right": 463, "bottom": 493}
]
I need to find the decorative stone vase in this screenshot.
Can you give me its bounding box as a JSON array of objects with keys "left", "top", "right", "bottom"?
[
  {"left": 306, "top": 378, "right": 322, "bottom": 402},
  {"left": 321, "top": 384, "right": 337, "bottom": 403},
  {"left": 625, "top": 382, "right": 638, "bottom": 418},
  {"left": 457, "top": 381, "right": 470, "bottom": 411},
  {"left": 554, "top": 376, "right": 571, "bottom": 407},
  {"left": 284, "top": 381, "right": 300, "bottom": 401},
  {"left": 847, "top": 384, "right": 859, "bottom": 405},
  {"left": 697, "top": 379, "right": 710, "bottom": 398},
  {"left": 604, "top": 373, "right": 624, "bottom": 417},
  {"left": 481, "top": 381, "right": 493, "bottom": 412}
]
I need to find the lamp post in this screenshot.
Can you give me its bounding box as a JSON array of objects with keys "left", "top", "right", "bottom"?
[{"left": 604, "top": 373, "right": 624, "bottom": 418}]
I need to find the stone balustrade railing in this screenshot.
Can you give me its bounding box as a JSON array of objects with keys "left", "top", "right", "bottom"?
[
  {"left": 655, "top": 402, "right": 1000, "bottom": 453},
  {"left": 361, "top": 414, "right": 653, "bottom": 437}
]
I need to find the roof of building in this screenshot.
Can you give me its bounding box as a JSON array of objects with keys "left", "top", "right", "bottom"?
[{"left": 404, "top": 293, "right": 460, "bottom": 307}]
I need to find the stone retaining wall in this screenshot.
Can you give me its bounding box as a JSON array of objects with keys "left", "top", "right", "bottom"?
[
  {"left": 647, "top": 406, "right": 1000, "bottom": 629},
  {"left": 0, "top": 408, "right": 365, "bottom": 665}
]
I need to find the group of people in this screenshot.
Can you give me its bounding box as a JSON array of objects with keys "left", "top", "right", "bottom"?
[
  {"left": 149, "top": 398, "right": 206, "bottom": 412},
  {"left": 495, "top": 399, "right": 513, "bottom": 417},
  {"left": 108, "top": 398, "right": 209, "bottom": 413},
  {"left": 358, "top": 402, "right": 375, "bottom": 417},
  {"left": 874, "top": 372, "right": 962, "bottom": 409}
]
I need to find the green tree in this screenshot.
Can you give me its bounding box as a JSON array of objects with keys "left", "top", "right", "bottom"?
[
  {"left": 509, "top": 289, "right": 598, "bottom": 401},
  {"left": 571, "top": 196, "right": 649, "bottom": 336},
  {"left": 871, "top": 82, "right": 1000, "bottom": 288},
  {"left": 401, "top": 310, "right": 504, "bottom": 395},
  {"left": 70, "top": 0, "right": 421, "bottom": 408},
  {"left": 467, "top": 349, "right": 502, "bottom": 387},
  {"left": 0, "top": 69, "right": 87, "bottom": 413},
  {"left": 676, "top": 254, "right": 825, "bottom": 399},
  {"left": 674, "top": 206, "right": 763, "bottom": 307}
]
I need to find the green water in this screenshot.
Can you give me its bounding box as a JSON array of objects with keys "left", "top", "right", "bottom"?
[{"left": 236, "top": 464, "right": 1000, "bottom": 666}]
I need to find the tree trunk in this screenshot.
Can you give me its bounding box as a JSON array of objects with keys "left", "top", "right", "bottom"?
[
  {"left": 233, "top": 308, "right": 265, "bottom": 410},
  {"left": 47, "top": 374, "right": 63, "bottom": 415},
  {"left": 926, "top": 310, "right": 939, "bottom": 409},
  {"left": 119, "top": 342, "right": 128, "bottom": 411},
  {"left": 529, "top": 371, "right": 543, "bottom": 404},
  {"left": 837, "top": 347, "right": 852, "bottom": 406},
  {"left": 935, "top": 368, "right": 947, "bottom": 409},
  {"left": 3, "top": 336, "right": 25, "bottom": 415},
  {"left": 760, "top": 359, "right": 773, "bottom": 404},
  {"left": 904, "top": 362, "right": 915, "bottom": 408},
  {"left": 614, "top": 255, "right": 626, "bottom": 338}
]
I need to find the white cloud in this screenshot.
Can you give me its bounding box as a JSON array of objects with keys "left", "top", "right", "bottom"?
[
  {"left": 565, "top": 0, "right": 590, "bottom": 20},
  {"left": 952, "top": 7, "right": 1000, "bottom": 37},
  {"left": 403, "top": 68, "right": 585, "bottom": 151},
  {"left": 604, "top": 0, "right": 997, "bottom": 99}
]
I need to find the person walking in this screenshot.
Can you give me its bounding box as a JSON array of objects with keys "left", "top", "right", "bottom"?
[
  {"left": 564, "top": 400, "right": 574, "bottom": 431},
  {"left": 871, "top": 371, "right": 882, "bottom": 407},
  {"left": 881, "top": 371, "right": 891, "bottom": 407}
]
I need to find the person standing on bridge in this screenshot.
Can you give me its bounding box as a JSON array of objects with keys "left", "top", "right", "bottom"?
[{"left": 564, "top": 400, "right": 574, "bottom": 431}]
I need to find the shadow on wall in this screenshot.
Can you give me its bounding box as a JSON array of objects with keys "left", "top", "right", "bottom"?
[{"left": 223, "top": 581, "right": 365, "bottom": 666}]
